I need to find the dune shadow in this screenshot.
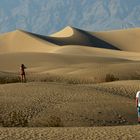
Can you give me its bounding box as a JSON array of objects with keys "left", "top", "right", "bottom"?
[{"left": 27, "top": 28, "right": 120, "bottom": 51}]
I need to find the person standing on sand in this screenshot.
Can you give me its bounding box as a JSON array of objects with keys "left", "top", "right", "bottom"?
[
  {"left": 20, "top": 64, "right": 27, "bottom": 83},
  {"left": 136, "top": 91, "right": 140, "bottom": 123}
]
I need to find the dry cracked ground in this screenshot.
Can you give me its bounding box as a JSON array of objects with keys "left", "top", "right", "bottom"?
[{"left": 0, "top": 81, "right": 140, "bottom": 140}]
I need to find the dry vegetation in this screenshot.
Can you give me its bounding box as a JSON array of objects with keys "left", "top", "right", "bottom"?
[
  {"left": 0, "top": 72, "right": 140, "bottom": 85},
  {"left": 105, "top": 74, "right": 119, "bottom": 82}
]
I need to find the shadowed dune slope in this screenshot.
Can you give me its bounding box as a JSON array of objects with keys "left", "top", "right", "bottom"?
[
  {"left": 35, "top": 26, "right": 119, "bottom": 50},
  {"left": 91, "top": 28, "right": 140, "bottom": 52},
  {"left": 49, "top": 26, "right": 140, "bottom": 52}
]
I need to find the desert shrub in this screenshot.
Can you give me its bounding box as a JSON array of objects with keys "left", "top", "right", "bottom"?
[
  {"left": 29, "top": 115, "right": 63, "bottom": 127},
  {"left": 28, "top": 73, "right": 96, "bottom": 84},
  {"left": 0, "top": 76, "right": 20, "bottom": 84},
  {"left": 0, "top": 72, "right": 97, "bottom": 84},
  {"left": 130, "top": 71, "right": 140, "bottom": 80},
  {"left": 105, "top": 74, "right": 119, "bottom": 82},
  {"left": 66, "top": 78, "right": 94, "bottom": 84},
  {"left": 27, "top": 73, "right": 65, "bottom": 83},
  {"left": 0, "top": 110, "right": 29, "bottom": 127},
  {"left": 66, "top": 78, "right": 79, "bottom": 84},
  {"left": 41, "top": 75, "right": 64, "bottom": 83}
]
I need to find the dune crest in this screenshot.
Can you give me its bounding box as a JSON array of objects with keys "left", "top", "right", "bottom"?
[{"left": 50, "top": 26, "right": 74, "bottom": 37}]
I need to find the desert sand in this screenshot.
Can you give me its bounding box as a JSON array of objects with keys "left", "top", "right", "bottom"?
[
  {"left": 0, "top": 26, "right": 140, "bottom": 139},
  {"left": 0, "top": 126, "right": 140, "bottom": 140}
]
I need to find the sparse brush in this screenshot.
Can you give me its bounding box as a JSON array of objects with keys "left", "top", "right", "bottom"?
[
  {"left": 0, "top": 72, "right": 20, "bottom": 84},
  {"left": 27, "top": 73, "right": 96, "bottom": 84},
  {"left": 0, "top": 72, "right": 119, "bottom": 84},
  {"left": 0, "top": 110, "right": 28, "bottom": 127},
  {"left": 29, "top": 115, "right": 63, "bottom": 127},
  {"left": 105, "top": 74, "right": 119, "bottom": 82}
]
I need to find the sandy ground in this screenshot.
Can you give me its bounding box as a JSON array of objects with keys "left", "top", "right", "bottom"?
[
  {"left": 0, "top": 126, "right": 140, "bottom": 140},
  {"left": 0, "top": 82, "right": 138, "bottom": 127}
]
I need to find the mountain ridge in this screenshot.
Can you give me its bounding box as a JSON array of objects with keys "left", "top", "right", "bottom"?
[{"left": 0, "top": 0, "right": 140, "bottom": 35}]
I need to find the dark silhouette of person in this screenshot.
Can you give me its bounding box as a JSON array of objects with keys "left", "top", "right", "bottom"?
[{"left": 20, "top": 64, "right": 27, "bottom": 82}]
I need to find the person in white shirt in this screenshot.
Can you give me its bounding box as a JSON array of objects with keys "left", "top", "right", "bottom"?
[{"left": 136, "top": 91, "right": 140, "bottom": 123}]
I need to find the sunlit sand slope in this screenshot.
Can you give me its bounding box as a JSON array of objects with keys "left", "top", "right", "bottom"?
[
  {"left": 91, "top": 28, "right": 140, "bottom": 52},
  {"left": 0, "top": 52, "right": 140, "bottom": 83},
  {"left": 53, "top": 45, "right": 140, "bottom": 60},
  {"left": 0, "top": 30, "right": 57, "bottom": 53}
]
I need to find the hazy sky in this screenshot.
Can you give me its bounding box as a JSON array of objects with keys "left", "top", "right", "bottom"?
[{"left": 0, "top": 0, "right": 140, "bottom": 35}]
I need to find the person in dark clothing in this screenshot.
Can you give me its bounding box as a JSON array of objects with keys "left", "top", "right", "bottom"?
[{"left": 20, "top": 64, "right": 27, "bottom": 82}]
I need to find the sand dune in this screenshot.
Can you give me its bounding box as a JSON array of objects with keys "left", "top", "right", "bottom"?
[
  {"left": 46, "top": 26, "right": 119, "bottom": 50},
  {"left": 1, "top": 26, "right": 140, "bottom": 54},
  {"left": 50, "top": 26, "right": 140, "bottom": 52},
  {"left": 0, "top": 30, "right": 57, "bottom": 53},
  {"left": 91, "top": 28, "right": 140, "bottom": 52}
]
